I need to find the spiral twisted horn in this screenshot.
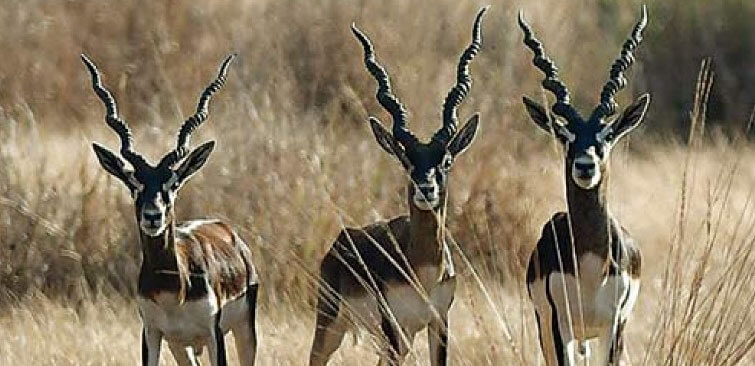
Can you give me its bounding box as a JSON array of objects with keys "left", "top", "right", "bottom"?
[
  {"left": 81, "top": 54, "right": 148, "bottom": 169},
  {"left": 159, "top": 54, "right": 235, "bottom": 168},
  {"left": 518, "top": 12, "right": 581, "bottom": 122},
  {"left": 351, "top": 24, "right": 418, "bottom": 147},
  {"left": 434, "top": 6, "right": 488, "bottom": 144},
  {"left": 592, "top": 5, "right": 648, "bottom": 120}
]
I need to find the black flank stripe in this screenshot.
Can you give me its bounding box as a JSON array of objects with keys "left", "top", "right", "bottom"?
[
  {"left": 545, "top": 276, "right": 566, "bottom": 366},
  {"left": 141, "top": 328, "right": 149, "bottom": 366},
  {"left": 248, "top": 283, "right": 259, "bottom": 336},
  {"left": 381, "top": 314, "right": 399, "bottom": 364},
  {"left": 215, "top": 308, "right": 227, "bottom": 366},
  {"left": 438, "top": 328, "right": 448, "bottom": 365}
]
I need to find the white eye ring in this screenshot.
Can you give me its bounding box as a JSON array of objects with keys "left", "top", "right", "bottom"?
[
  {"left": 162, "top": 172, "right": 179, "bottom": 191},
  {"left": 596, "top": 125, "right": 613, "bottom": 143},
  {"left": 441, "top": 156, "right": 452, "bottom": 170},
  {"left": 128, "top": 174, "right": 145, "bottom": 192},
  {"left": 556, "top": 125, "right": 576, "bottom": 143}
]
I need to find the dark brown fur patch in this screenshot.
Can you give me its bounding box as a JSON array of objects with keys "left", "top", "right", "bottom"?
[
  {"left": 137, "top": 220, "right": 256, "bottom": 303},
  {"left": 174, "top": 221, "right": 254, "bottom": 304},
  {"left": 321, "top": 214, "right": 454, "bottom": 299},
  {"left": 526, "top": 212, "right": 642, "bottom": 283}
]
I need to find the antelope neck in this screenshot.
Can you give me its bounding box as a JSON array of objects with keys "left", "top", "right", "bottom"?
[
  {"left": 565, "top": 163, "right": 613, "bottom": 257},
  {"left": 138, "top": 218, "right": 179, "bottom": 274},
  {"left": 407, "top": 187, "right": 447, "bottom": 270}
]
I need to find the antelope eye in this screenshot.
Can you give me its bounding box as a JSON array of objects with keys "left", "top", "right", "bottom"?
[
  {"left": 441, "top": 156, "right": 452, "bottom": 170},
  {"left": 594, "top": 145, "right": 606, "bottom": 159},
  {"left": 127, "top": 174, "right": 145, "bottom": 192}
]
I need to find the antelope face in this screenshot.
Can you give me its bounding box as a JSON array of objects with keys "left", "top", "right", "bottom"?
[
  {"left": 407, "top": 144, "right": 451, "bottom": 210},
  {"left": 92, "top": 141, "right": 216, "bottom": 237},
  {"left": 132, "top": 168, "right": 177, "bottom": 236},
  {"left": 522, "top": 94, "right": 651, "bottom": 190},
  {"left": 369, "top": 114, "right": 480, "bottom": 211},
  {"left": 567, "top": 126, "right": 609, "bottom": 190}
]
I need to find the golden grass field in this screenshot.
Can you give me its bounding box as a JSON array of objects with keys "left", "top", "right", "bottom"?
[{"left": 2, "top": 0, "right": 755, "bottom": 364}]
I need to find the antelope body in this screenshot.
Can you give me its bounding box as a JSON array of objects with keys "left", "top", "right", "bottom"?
[
  {"left": 518, "top": 6, "right": 650, "bottom": 365},
  {"left": 309, "top": 7, "right": 488, "bottom": 366},
  {"left": 83, "top": 54, "right": 258, "bottom": 366}
]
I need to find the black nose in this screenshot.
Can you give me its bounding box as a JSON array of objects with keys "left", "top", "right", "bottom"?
[
  {"left": 417, "top": 185, "right": 438, "bottom": 199},
  {"left": 574, "top": 162, "right": 595, "bottom": 171},
  {"left": 143, "top": 212, "right": 161, "bottom": 223}
]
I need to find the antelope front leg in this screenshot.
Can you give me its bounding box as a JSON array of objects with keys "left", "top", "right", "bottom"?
[
  {"left": 378, "top": 317, "right": 414, "bottom": 366},
  {"left": 428, "top": 280, "right": 455, "bottom": 366},
  {"left": 142, "top": 327, "right": 163, "bottom": 366},
  {"left": 594, "top": 318, "right": 626, "bottom": 366},
  {"left": 427, "top": 313, "right": 450, "bottom": 366},
  {"left": 168, "top": 342, "right": 201, "bottom": 366},
  {"left": 208, "top": 311, "right": 228, "bottom": 366}
]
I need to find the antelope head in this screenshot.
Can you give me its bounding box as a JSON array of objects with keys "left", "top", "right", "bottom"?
[
  {"left": 519, "top": 6, "right": 650, "bottom": 190},
  {"left": 353, "top": 7, "right": 488, "bottom": 211},
  {"left": 83, "top": 54, "right": 234, "bottom": 237}
]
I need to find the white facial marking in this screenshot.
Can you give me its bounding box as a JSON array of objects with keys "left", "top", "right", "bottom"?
[
  {"left": 163, "top": 172, "right": 179, "bottom": 191},
  {"left": 572, "top": 146, "right": 601, "bottom": 189},
  {"left": 140, "top": 218, "right": 165, "bottom": 236},
  {"left": 556, "top": 124, "right": 576, "bottom": 143},
  {"left": 140, "top": 201, "right": 167, "bottom": 237},
  {"left": 128, "top": 174, "right": 145, "bottom": 192},
  {"left": 413, "top": 182, "right": 439, "bottom": 210},
  {"left": 596, "top": 124, "right": 613, "bottom": 143},
  {"left": 140, "top": 226, "right": 165, "bottom": 236}
]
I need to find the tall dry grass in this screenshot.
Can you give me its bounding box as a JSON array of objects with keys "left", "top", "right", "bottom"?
[{"left": 2, "top": 0, "right": 755, "bottom": 364}]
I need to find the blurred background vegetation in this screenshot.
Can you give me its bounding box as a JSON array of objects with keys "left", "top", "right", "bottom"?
[{"left": 0, "top": 0, "right": 753, "bottom": 135}]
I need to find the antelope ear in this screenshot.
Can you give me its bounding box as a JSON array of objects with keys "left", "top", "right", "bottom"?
[
  {"left": 608, "top": 94, "right": 650, "bottom": 142},
  {"left": 92, "top": 143, "right": 135, "bottom": 190},
  {"left": 174, "top": 141, "right": 215, "bottom": 189},
  {"left": 448, "top": 113, "right": 479, "bottom": 157},
  {"left": 522, "top": 96, "right": 552, "bottom": 133},
  {"left": 522, "top": 96, "right": 574, "bottom": 143},
  {"left": 368, "top": 117, "right": 411, "bottom": 168}
]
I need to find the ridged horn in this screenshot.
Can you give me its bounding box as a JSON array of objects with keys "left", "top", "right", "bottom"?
[
  {"left": 592, "top": 5, "right": 648, "bottom": 120},
  {"left": 518, "top": 12, "right": 582, "bottom": 122},
  {"left": 435, "top": 6, "right": 489, "bottom": 145},
  {"left": 351, "top": 24, "right": 418, "bottom": 146},
  {"left": 81, "top": 54, "right": 148, "bottom": 169},
  {"left": 159, "top": 54, "right": 235, "bottom": 168}
]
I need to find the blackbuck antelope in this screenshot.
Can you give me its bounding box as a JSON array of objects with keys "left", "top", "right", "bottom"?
[
  {"left": 308, "top": 7, "right": 487, "bottom": 366},
  {"left": 519, "top": 6, "right": 649, "bottom": 365},
  {"left": 82, "top": 54, "right": 258, "bottom": 366}
]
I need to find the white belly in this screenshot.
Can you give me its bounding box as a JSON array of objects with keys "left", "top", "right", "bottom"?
[
  {"left": 547, "top": 254, "right": 631, "bottom": 340},
  {"left": 340, "top": 266, "right": 455, "bottom": 334},
  {"left": 137, "top": 289, "right": 249, "bottom": 346}
]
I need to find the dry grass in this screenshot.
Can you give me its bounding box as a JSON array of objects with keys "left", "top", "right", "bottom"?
[{"left": 2, "top": 0, "right": 755, "bottom": 364}]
